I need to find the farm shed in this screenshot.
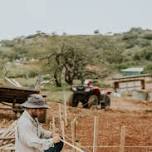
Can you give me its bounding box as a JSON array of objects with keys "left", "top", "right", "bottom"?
[{"left": 121, "top": 67, "right": 144, "bottom": 76}]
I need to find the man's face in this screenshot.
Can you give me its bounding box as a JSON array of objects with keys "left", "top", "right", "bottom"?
[
  {"left": 27, "top": 108, "right": 47, "bottom": 123},
  {"left": 36, "top": 108, "right": 46, "bottom": 119},
  {"left": 36, "top": 108, "right": 47, "bottom": 123}
]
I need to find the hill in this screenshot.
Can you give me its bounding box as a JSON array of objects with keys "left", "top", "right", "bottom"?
[{"left": 0, "top": 27, "right": 152, "bottom": 88}]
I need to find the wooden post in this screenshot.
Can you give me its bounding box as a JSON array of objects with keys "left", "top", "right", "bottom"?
[
  {"left": 58, "top": 103, "right": 65, "bottom": 140},
  {"left": 61, "top": 120, "right": 65, "bottom": 140},
  {"left": 58, "top": 103, "right": 62, "bottom": 125},
  {"left": 58, "top": 103, "right": 62, "bottom": 130},
  {"left": 63, "top": 89, "right": 68, "bottom": 126},
  {"left": 52, "top": 116, "right": 55, "bottom": 133},
  {"left": 119, "top": 126, "right": 126, "bottom": 152},
  {"left": 141, "top": 79, "right": 145, "bottom": 89},
  {"left": 93, "top": 116, "right": 99, "bottom": 152},
  {"left": 71, "top": 117, "right": 77, "bottom": 152},
  {"left": 114, "top": 81, "right": 119, "bottom": 92}
]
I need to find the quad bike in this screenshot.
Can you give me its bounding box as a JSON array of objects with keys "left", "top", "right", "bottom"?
[{"left": 68, "top": 84, "right": 111, "bottom": 109}]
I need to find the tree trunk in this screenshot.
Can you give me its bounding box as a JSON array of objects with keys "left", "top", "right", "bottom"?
[
  {"left": 64, "top": 70, "right": 73, "bottom": 85},
  {"left": 54, "top": 68, "right": 62, "bottom": 87}
]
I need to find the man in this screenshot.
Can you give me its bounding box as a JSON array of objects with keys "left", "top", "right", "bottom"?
[{"left": 15, "top": 94, "right": 63, "bottom": 152}]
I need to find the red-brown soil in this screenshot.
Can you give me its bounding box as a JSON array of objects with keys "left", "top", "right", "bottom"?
[{"left": 1, "top": 97, "right": 152, "bottom": 152}]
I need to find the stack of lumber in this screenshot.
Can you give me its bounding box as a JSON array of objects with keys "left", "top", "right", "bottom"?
[
  {"left": 0, "top": 121, "right": 16, "bottom": 152},
  {"left": 0, "top": 86, "right": 39, "bottom": 104}
]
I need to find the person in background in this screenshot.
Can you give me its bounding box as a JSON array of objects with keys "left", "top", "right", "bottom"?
[
  {"left": 84, "top": 79, "right": 93, "bottom": 87},
  {"left": 15, "top": 94, "right": 63, "bottom": 152}
]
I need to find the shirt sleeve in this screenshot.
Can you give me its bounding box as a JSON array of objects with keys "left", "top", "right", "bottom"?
[
  {"left": 39, "top": 126, "right": 52, "bottom": 139},
  {"left": 17, "top": 121, "right": 54, "bottom": 151}
]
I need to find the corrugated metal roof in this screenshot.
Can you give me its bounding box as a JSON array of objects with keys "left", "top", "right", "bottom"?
[{"left": 121, "top": 67, "right": 144, "bottom": 72}]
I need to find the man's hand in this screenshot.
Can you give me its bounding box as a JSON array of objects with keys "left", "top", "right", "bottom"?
[
  {"left": 52, "top": 133, "right": 61, "bottom": 143},
  {"left": 54, "top": 128, "right": 61, "bottom": 134}
]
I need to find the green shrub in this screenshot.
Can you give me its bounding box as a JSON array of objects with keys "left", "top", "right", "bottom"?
[{"left": 144, "top": 63, "right": 152, "bottom": 73}]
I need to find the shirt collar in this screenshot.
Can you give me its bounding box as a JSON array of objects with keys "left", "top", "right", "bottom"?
[{"left": 24, "top": 110, "right": 39, "bottom": 127}]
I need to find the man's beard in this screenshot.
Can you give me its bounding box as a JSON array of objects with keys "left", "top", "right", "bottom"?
[{"left": 31, "top": 111, "right": 38, "bottom": 119}]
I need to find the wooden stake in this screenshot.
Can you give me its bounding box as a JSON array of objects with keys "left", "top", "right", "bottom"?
[
  {"left": 63, "top": 89, "right": 68, "bottom": 126},
  {"left": 61, "top": 120, "right": 65, "bottom": 140},
  {"left": 52, "top": 116, "right": 55, "bottom": 133},
  {"left": 93, "top": 116, "right": 99, "bottom": 152},
  {"left": 58, "top": 103, "right": 62, "bottom": 125},
  {"left": 71, "top": 118, "right": 77, "bottom": 152},
  {"left": 58, "top": 103, "right": 65, "bottom": 140},
  {"left": 60, "top": 139, "right": 85, "bottom": 152},
  {"left": 119, "top": 126, "right": 126, "bottom": 152}
]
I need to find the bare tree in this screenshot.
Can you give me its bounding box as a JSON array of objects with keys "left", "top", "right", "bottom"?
[{"left": 46, "top": 44, "right": 87, "bottom": 86}]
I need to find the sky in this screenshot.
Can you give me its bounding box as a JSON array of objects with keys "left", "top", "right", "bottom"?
[{"left": 0, "top": 0, "right": 152, "bottom": 39}]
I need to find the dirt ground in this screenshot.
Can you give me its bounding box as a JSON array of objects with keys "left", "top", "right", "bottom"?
[
  {"left": 1, "top": 97, "right": 152, "bottom": 152},
  {"left": 49, "top": 97, "right": 152, "bottom": 152}
]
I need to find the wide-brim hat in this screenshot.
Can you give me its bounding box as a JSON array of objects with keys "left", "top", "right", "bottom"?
[{"left": 21, "top": 94, "right": 48, "bottom": 109}]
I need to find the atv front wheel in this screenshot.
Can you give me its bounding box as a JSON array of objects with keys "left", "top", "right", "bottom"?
[
  {"left": 67, "top": 94, "right": 79, "bottom": 107},
  {"left": 67, "top": 94, "right": 73, "bottom": 106},
  {"left": 101, "top": 95, "right": 111, "bottom": 109},
  {"left": 87, "top": 95, "right": 99, "bottom": 108}
]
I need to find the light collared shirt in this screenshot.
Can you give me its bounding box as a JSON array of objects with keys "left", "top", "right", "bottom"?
[{"left": 15, "top": 110, "right": 54, "bottom": 152}]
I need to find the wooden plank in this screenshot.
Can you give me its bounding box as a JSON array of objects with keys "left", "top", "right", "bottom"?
[
  {"left": 0, "top": 137, "right": 14, "bottom": 140},
  {"left": 112, "top": 74, "right": 152, "bottom": 80},
  {"left": 119, "top": 126, "right": 126, "bottom": 152},
  {"left": 4, "top": 77, "right": 18, "bottom": 87},
  {"left": 0, "top": 87, "right": 40, "bottom": 104},
  {"left": 60, "top": 139, "right": 84, "bottom": 152},
  {"left": 114, "top": 79, "right": 145, "bottom": 91}
]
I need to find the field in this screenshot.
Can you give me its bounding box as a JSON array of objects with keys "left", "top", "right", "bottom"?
[
  {"left": 1, "top": 27, "right": 152, "bottom": 152},
  {"left": 46, "top": 97, "right": 152, "bottom": 152},
  {"left": 1, "top": 96, "right": 152, "bottom": 152}
]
